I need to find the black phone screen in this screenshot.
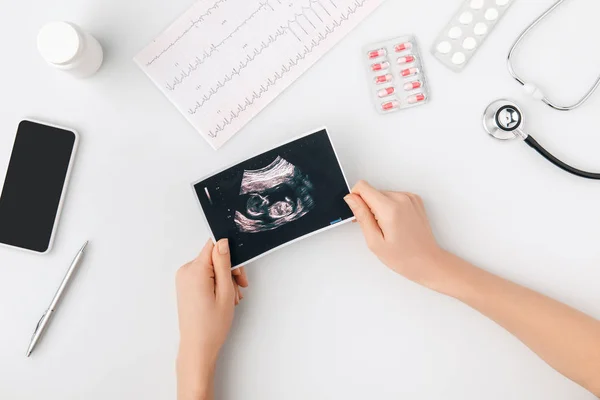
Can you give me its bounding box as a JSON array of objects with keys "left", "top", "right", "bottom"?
[{"left": 0, "top": 121, "right": 76, "bottom": 253}]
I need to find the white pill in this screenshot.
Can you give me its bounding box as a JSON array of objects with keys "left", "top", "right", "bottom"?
[
  {"left": 452, "top": 52, "right": 466, "bottom": 65},
  {"left": 459, "top": 11, "right": 474, "bottom": 25},
  {"left": 496, "top": 0, "right": 510, "bottom": 5},
  {"left": 448, "top": 26, "right": 462, "bottom": 39},
  {"left": 474, "top": 22, "right": 488, "bottom": 36},
  {"left": 485, "top": 8, "right": 499, "bottom": 20},
  {"left": 470, "top": 0, "right": 484, "bottom": 9},
  {"left": 437, "top": 41, "right": 452, "bottom": 54},
  {"left": 463, "top": 37, "right": 477, "bottom": 50}
]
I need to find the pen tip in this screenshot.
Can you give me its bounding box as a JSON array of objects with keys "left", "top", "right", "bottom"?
[{"left": 80, "top": 241, "right": 89, "bottom": 252}]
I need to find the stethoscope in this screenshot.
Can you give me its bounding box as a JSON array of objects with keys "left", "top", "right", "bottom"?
[
  {"left": 483, "top": 0, "right": 600, "bottom": 179},
  {"left": 483, "top": 100, "right": 600, "bottom": 180}
]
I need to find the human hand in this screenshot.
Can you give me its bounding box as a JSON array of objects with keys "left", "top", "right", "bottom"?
[
  {"left": 344, "top": 181, "right": 452, "bottom": 292},
  {"left": 175, "top": 239, "right": 248, "bottom": 400}
]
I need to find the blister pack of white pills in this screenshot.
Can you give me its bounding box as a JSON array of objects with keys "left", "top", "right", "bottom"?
[
  {"left": 364, "top": 35, "right": 430, "bottom": 114},
  {"left": 432, "top": 0, "right": 514, "bottom": 72}
]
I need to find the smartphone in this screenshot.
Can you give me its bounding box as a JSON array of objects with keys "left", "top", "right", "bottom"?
[{"left": 0, "top": 120, "right": 79, "bottom": 254}]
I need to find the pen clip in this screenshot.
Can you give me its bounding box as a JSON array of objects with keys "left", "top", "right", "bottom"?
[{"left": 31, "top": 311, "right": 47, "bottom": 339}]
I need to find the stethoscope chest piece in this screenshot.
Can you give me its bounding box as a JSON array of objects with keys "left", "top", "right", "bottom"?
[
  {"left": 482, "top": 99, "right": 600, "bottom": 180},
  {"left": 483, "top": 99, "right": 526, "bottom": 140}
]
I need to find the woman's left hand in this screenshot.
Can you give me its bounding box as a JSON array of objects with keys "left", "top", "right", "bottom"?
[{"left": 176, "top": 239, "right": 248, "bottom": 400}]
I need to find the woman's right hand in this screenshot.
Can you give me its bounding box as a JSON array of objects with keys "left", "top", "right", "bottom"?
[{"left": 343, "top": 181, "right": 455, "bottom": 293}]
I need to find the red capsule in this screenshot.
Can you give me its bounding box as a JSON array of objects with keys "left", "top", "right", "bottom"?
[
  {"left": 371, "top": 61, "right": 390, "bottom": 71},
  {"left": 397, "top": 55, "right": 416, "bottom": 65},
  {"left": 382, "top": 100, "right": 400, "bottom": 111},
  {"left": 374, "top": 74, "right": 393, "bottom": 84},
  {"left": 377, "top": 87, "right": 395, "bottom": 98},
  {"left": 395, "top": 42, "right": 413, "bottom": 52},
  {"left": 368, "top": 48, "right": 387, "bottom": 59},
  {"left": 403, "top": 80, "right": 422, "bottom": 91},
  {"left": 400, "top": 67, "right": 419, "bottom": 77},
  {"left": 407, "top": 93, "right": 426, "bottom": 104}
]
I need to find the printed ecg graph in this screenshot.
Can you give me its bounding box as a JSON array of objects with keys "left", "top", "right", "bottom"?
[{"left": 135, "top": 0, "right": 386, "bottom": 149}]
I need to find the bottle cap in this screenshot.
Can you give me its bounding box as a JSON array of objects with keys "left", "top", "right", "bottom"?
[{"left": 37, "top": 22, "right": 82, "bottom": 65}]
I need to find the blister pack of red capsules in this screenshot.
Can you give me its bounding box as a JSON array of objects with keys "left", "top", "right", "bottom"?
[{"left": 364, "top": 35, "right": 430, "bottom": 114}]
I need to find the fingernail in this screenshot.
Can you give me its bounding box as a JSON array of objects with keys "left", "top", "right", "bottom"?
[
  {"left": 344, "top": 195, "right": 356, "bottom": 208},
  {"left": 218, "top": 239, "right": 229, "bottom": 255}
]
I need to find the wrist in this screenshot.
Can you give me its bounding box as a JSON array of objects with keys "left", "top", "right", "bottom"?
[
  {"left": 177, "top": 345, "right": 217, "bottom": 400},
  {"left": 421, "top": 250, "right": 477, "bottom": 298},
  {"left": 178, "top": 336, "right": 221, "bottom": 367},
  {"left": 429, "top": 251, "right": 489, "bottom": 301}
]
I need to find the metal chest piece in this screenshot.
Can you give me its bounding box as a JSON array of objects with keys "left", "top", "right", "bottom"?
[{"left": 483, "top": 99, "right": 525, "bottom": 140}]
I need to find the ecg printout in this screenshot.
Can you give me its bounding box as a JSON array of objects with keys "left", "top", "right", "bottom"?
[{"left": 135, "top": 0, "right": 386, "bottom": 149}]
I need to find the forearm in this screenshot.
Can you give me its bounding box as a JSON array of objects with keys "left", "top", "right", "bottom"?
[
  {"left": 438, "top": 252, "right": 600, "bottom": 396},
  {"left": 176, "top": 346, "right": 215, "bottom": 400}
]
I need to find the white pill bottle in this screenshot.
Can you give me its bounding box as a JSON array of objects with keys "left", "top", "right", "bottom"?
[{"left": 37, "top": 22, "right": 104, "bottom": 78}]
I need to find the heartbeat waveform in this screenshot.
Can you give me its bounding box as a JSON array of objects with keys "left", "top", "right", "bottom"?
[
  {"left": 166, "top": 0, "right": 332, "bottom": 92},
  {"left": 145, "top": 0, "right": 229, "bottom": 67},
  {"left": 178, "top": 28, "right": 288, "bottom": 107},
  {"left": 189, "top": 0, "right": 333, "bottom": 105},
  {"left": 166, "top": 0, "right": 278, "bottom": 91},
  {"left": 191, "top": 0, "right": 368, "bottom": 138},
  {"left": 284, "top": 0, "right": 335, "bottom": 41}
]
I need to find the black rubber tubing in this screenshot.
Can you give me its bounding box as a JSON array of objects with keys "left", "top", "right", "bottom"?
[{"left": 524, "top": 135, "right": 600, "bottom": 180}]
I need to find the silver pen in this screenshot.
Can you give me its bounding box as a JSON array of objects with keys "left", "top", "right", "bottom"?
[{"left": 26, "top": 241, "right": 89, "bottom": 357}]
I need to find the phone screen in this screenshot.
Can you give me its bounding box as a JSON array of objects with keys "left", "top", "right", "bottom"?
[{"left": 0, "top": 120, "right": 77, "bottom": 253}]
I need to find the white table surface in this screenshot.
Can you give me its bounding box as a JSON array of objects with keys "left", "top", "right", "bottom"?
[{"left": 1, "top": 0, "right": 600, "bottom": 399}]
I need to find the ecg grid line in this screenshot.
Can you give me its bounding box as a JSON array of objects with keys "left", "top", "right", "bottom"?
[
  {"left": 166, "top": 0, "right": 280, "bottom": 92},
  {"left": 136, "top": 0, "right": 384, "bottom": 148},
  {"left": 145, "top": 0, "right": 230, "bottom": 67},
  {"left": 202, "top": 0, "right": 369, "bottom": 138},
  {"left": 166, "top": 0, "right": 334, "bottom": 92}
]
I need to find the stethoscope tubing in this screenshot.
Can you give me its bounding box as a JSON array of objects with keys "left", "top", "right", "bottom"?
[
  {"left": 483, "top": 100, "right": 600, "bottom": 180},
  {"left": 507, "top": 0, "right": 600, "bottom": 111},
  {"left": 524, "top": 135, "right": 600, "bottom": 180}
]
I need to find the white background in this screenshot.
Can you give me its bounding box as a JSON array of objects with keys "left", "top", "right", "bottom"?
[{"left": 1, "top": 0, "right": 599, "bottom": 399}]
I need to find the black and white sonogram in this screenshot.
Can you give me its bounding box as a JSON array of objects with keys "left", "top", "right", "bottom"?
[
  {"left": 235, "top": 156, "right": 315, "bottom": 233},
  {"left": 193, "top": 129, "right": 354, "bottom": 267}
]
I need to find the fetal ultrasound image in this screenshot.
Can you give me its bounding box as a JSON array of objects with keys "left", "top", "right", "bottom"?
[
  {"left": 193, "top": 129, "right": 354, "bottom": 267},
  {"left": 235, "top": 156, "right": 315, "bottom": 233}
]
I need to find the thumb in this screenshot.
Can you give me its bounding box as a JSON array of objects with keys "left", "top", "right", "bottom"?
[
  {"left": 212, "top": 239, "right": 235, "bottom": 305},
  {"left": 344, "top": 194, "right": 384, "bottom": 246}
]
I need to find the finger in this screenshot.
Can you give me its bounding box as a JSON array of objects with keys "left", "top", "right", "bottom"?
[
  {"left": 233, "top": 276, "right": 239, "bottom": 297},
  {"left": 351, "top": 180, "right": 392, "bottom": 212},
  {"left": 193, "top": 239, "right": 214, "bottom": 266},
  {"left": 234, "top": 280, "right": 244, "bottom": 302},
  {"left": 232, "top": 266, "right": 249, "bottom": 288},
  {"left": 406, "top": 193, "right": 426, "bottom": 214},
  {"left": 189, "top": 240, "right": 216, "bottom": 280},
  {"left": 212, "top": 239, "right": 235, "bottom": 304},
  {"left": 344, "top": 193, "right": 384, "bottom": 246}
]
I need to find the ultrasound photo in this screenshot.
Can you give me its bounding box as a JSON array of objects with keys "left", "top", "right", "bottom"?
[{"left": 193, "top": 129, "right": 354, "bottom": 268}]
